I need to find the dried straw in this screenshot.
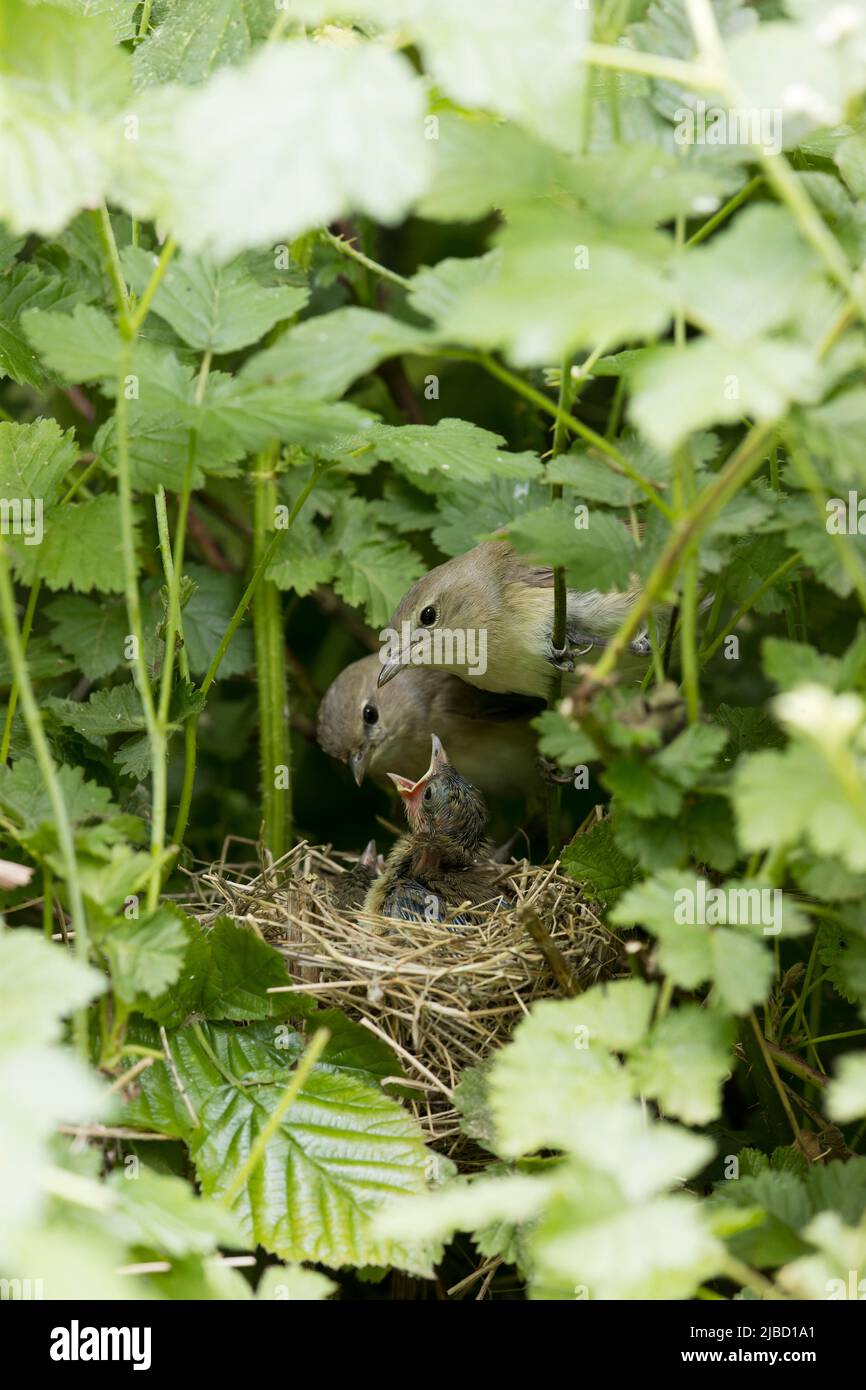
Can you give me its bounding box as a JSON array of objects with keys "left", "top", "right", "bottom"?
[{"left": 180, "top": 842, "right": 622, "bottom": 1162}]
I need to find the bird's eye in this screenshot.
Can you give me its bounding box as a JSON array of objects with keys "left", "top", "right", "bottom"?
[
  {"left": 419, "top": 604, "right": 437, "bottom": 627},
  {"left": 423, "top": 786, "right": 433, "bottom": 802},
  {"left": 362, "top": 703, "right": 379, "bottom": 725}
]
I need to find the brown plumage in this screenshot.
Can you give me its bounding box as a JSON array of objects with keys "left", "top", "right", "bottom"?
[
  {"left": 317, "top": 654, "right": 543, "bottom": 798},
  {"left": 377, "top": 540, "right": 657, "bottom": 700},
  {"left": 318, "top": 840, "right": 381, "bottom": 911},
  {"left": 364, "top": 735, "right": 503, "bottom": 923}
]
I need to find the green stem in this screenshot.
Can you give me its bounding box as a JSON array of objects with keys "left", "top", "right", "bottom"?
[
  {"left": 685, "top": 176, "right": 763, "bottom": 248},
  {"left": 126, "top": 237, "right": 177, "bottom": 337},
  {"left": 1, "top": 577, "right": 40, "bottom": 762},
  {"left": 221, "top": 1028, "right": 330, "bottom": 1207},
  {"left": 321, "top": 228, "right": 410, "bottom": 290},
  {"left": 593, "top": 422, "right": 775, "bottom": 680},
  {"left": 253, "top": 452, "right": 290, "bottom": 857},
  {"left": 0, "top": 546, "right": 91, "bottom": 1053},
  {"left": 700, "top": 553, "right": 801, "bottom": 664},
  {"left": 92, "top": 204, "right": 131, "bottom": 318},
  {"left": 546, "top": 355, "right": 575, "bottom": 856}
]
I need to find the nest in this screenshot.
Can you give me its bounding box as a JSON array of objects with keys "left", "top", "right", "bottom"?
[{"left": 182, "top": 842, "right": 622, "bottom": 1163}]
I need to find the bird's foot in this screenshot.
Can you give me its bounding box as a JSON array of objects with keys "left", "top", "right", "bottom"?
[
  {"left": 629, "top": 630, "right": 652, "bottom": 657},
  {"left": 546, "top": 641, "right": 575, "bottom": 673}
]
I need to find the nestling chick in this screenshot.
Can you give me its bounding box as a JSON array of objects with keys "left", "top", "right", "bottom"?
[
  {"left": 364, "top": 735, "right": 502, "bottom": 923},
  {"left": 378, "top": 540, "right": 658, "bottom": 700},
  {"left": 318, "top": 840, "right": 381, "bottom": 911},
  {"left": 317, "top": 655, "right": 543, "bottom": 798}
]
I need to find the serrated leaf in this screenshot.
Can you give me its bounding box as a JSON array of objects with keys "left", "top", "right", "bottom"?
[
  {"left": 133, "top": 0, "right": 274, "bottom": 87},
  {"left": 101, "top": 906, "right": 188, "bottom": 1005},
  {"left": 0, "top": 418, "right": 77, "bottom": 507},
  {"left": 561, "top": 820, "right": 637, "bottom": 903},
  {"left": 115, "top": 40, "right": 431, "bottom": 261},
  {"left": 0, "top": 0, "right": 130, "bottom": 236},
  {"left": 122, "top": 245, "right": 308, "bottom": 353},
  {"left": 126, "top": 1020, "right": 432, "bottom": 1271},
  {"left": 45, "top": 595, "right": 130, "bottom": 681},
  {"left": 630, "top": 1008, "right": 734, "bottom": 1125},
  {"left": 242, "top": 306, "right": 431, "bottom": 399},
  {"left": 505, "top": 501, "right": 637, "bottom": 590}
]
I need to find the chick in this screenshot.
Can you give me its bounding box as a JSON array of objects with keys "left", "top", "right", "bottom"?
[
  {"left": 318, "top": 839, "right": 381, "bottom": 911},
  {"left": 317, "top": 655, "right": 543, "bottom": 799},
  {"left": 364, "top": 735, "right": 502, "bottom": 923},
  {"left": 377, "top": 540, "right": 657, "bottom": 699}
]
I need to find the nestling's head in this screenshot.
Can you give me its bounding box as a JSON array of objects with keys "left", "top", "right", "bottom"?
[
  {"left": 378, "top": 542, "right": 511, "bottom": 688},
  {"left": 388, "top": 734, "right": 487, "bottom": 853},
  {"left": 317, "top": 656, "right": 451, "bottom": 787}
]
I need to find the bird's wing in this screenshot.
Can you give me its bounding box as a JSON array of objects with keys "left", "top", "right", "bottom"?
[{"left": 433, "top": 680, "right": 545, "bottom": 724}]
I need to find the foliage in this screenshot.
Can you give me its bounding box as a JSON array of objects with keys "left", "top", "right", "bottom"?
[{"left": 2, "top": 0, "right": 866, "bottom": 1301}]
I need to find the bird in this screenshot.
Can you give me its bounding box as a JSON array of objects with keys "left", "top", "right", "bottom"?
[
  {"left": 317, "top": 839, "right": 381, "bottom": 911},
  {"left": 363, "top": 734, "right": 503, "bottom": 923},
  {"left": 317, "top": 654, "right": 544, "bottom": 799},
  {"left": 376, "top": 540, "right": 657, "bottom": 700}
]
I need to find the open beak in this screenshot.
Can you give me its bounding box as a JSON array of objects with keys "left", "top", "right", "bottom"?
[
  {"left": 349, "top": 746, "right": 370, "bottom": 787},
  {"left": 387, "top": 734, "right": 448, "bottom": 823}
]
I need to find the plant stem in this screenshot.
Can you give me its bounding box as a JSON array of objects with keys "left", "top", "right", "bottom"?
[
  {"left": 749, "top": 1010, "right": 805, "bottom": 1150},
  {"left": 593, "top": 422, "right": 775, "bottom": 679},
  {"left": 126, "top": 237, "right": 177, "bottom": 337},
  {"left": 685, "top": 176, "right": 763, "bottom": 248},
  {"left": 0, "top": 546, "right": 91, "bottom": 1053},
  {"left": 221, "top": 1028, "right": 330, "bottom": 1208},
  {"left": 321, "top": 228, "right": 410, "bottom": 290},
  {"left": 92, "top": 204, "right": 131, "bottom": 318},
  {"left": 253, "top": 451, "right": 290, "bottom": 857},
  {"left": 579, "top": 41, "right": 722, "bottom": 91},
  {"left": 546, "top": 355, "right": 575, "bottom": 855},
  {"left": 700, "top": 553, "right": 801, "bottom": 664}
]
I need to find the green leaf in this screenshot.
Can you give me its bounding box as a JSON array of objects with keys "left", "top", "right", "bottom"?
[
  {"left": 442, "top": 204, "right": 673, "bottom": 367},
  {"left": 0, "top": 757, "right": 115, "bottom": 830},
  {"left": 11, "top": 493, "right": 131, "bottom": 593},
  {"left": 0, "top": 418, "right": 77, "bottom": 506},
  {"left": 678, "top": 206, "right": 819, "bottom": 342},
  {"left": 255, "top": 1265, "right": 336, "bottom": 1301},
  {"left": 505, "top": 501, "right": 637, "bottom": 590},
  {"left": 827, "top": 1054, "right": 866, "bottom": 1122},
  {"left": 133, "top": 0, "right": 275, "bottom": 87},
  {"left": 0, "top": 929, "right": 104, "bottom": 1050},
  {"left": 532, "top": 709, "right": 596, "bottom": 768},
  {"left": 560, "top": 820, "right": 637, "bottom": 903},
  {"left": 407, "top": 253, "right": 500, "bottom": 322},
  {"left": 487, "top": 983, "right": 655, "bottom": 1156},
  {"left": 630, "top": 337, "right": 821, "bottom": 454},
  {"left": 629, "top": 1008, "right": 734, "bottom": 1125},
  {"left": 45, "top": 595, "right": 130, "bottom": 681},
  {"left": 182, "top": 564, "right": 254, "bottom": 679},
  {"left": 115, "top": 40, "right": 431, "bottom": 260},
  {"left": 106, "top": 1168, "right": 245, "bottom": 1256},
  {"left": 367, "top": 418, "right": 542, "bottom": 486},
  {"left": 611, "top": 871, "right": 776, "bottom": 1013},
  {"left": 47, "top": 685, "right": 145, "bottom": 744},
  {"left": 126, "top": 1020, "right": 432, "bottom": 1271},
  {"left": 416, "top": 112, "right": 565, "bottom": 221},
  {"left": 0, "top": 0, "right": 130, "bottom": 236},
  {"left": 103, "top": 906, "right": 190, "bottom": 1005},
  {"left": 121, "top": 245, "right": 308, "bottom": 352},
  {"left": 242, "top": 307, "right": 431, "bottom": 398},
  {"left": 431, "top": 475, "right": 548, "bottom": 557}
]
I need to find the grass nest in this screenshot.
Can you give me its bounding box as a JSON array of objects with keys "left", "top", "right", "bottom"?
[{"left": 182, "top": 842, "right": 623, "bottom": 1162}]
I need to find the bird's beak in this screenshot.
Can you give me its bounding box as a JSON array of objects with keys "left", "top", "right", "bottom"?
[
  {"left": 357, "top": 839, "right": 379, "bottom": 871},
  {"left": 377, "top": 655, "right": 403, "bottom": 688},
  {"left": 386, "top": 734, "right": 449, "bottom": 824},
  {"left": 349, "top": 746, "right": 370, "bottom": 787}
]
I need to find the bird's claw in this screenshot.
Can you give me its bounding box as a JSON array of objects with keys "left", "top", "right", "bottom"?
[
  {"left": 629, "top": 631, "right": 652, "bottom": 657},
  {"left": 547, "top": 642, "right": 575, "bottom": 673}
]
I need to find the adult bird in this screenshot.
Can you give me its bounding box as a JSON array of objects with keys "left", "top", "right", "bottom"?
[
  {"left": 377, "top": 540, "right": 656, "bottom": 700},
  {"left": 317, "top": 654, "right": 543, "bottom": 798},
  {"left": 364, "top": 735, "right": 503, "bottom": 923}
]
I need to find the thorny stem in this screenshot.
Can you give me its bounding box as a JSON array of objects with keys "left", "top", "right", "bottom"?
[{"left": 546, "top": 354, "right": 575, "bottom": 855}]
